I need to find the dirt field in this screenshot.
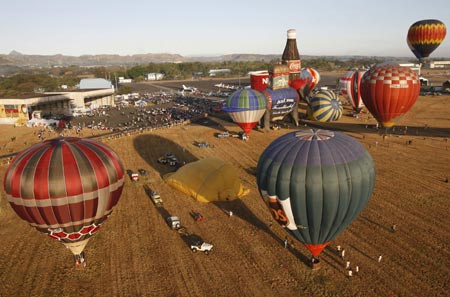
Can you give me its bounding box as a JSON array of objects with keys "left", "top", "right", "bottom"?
[{"left": 0, "top": 77, "right": 449, "bottom": 296}]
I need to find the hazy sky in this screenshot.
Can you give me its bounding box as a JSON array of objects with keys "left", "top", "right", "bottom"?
[{"left": 0, "top": 0, "right": 449, "bottom": 58}]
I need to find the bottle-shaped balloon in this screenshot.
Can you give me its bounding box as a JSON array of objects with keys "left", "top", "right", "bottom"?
[{"left": 282, "top": 29, "right": 301, "bottom": 82}]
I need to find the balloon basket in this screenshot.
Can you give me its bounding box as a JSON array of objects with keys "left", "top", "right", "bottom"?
[{"left": 310, "top": 257, "right": 321, "bottom": 270}]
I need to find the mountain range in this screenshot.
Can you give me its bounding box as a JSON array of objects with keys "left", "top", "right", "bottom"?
[{"left": 0, "top": 50, "right": 412, "bottom": 76}]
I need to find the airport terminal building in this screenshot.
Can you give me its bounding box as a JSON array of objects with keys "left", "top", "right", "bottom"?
[{"left": 0, "top": 78, "right": 115, "bottom": 125}]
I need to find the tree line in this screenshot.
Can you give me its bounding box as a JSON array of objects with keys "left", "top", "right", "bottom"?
[{"left": 0, "top": 57, "right": 389, "bottom": 96}]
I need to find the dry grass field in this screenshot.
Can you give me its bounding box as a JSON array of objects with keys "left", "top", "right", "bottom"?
[{"left": 0, "top": 76, "right": 449, "bottom": 296}]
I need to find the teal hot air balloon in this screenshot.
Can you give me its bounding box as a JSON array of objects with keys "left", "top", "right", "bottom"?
[
  {"left": 308, "top": 90, "right": 343, "bottom": 122},
  {"left": 256, "top": 129, "right": 375, "bottom": 267}
]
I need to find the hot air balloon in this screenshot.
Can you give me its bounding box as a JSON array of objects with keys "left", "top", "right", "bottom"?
[
  {"left": 3, "top": 137, "right": 124, "bottom": 267},
  {"left": 407, "top": 19, "right": 446, "bottom": 62},
  {"left": 256, "top": 129, "right": 375, "bottom": 267},
  {"left": 339, "top": 70, "right": 366, "bottom": 113},
  {"left": 261, "top": 87, "right": 299, "bottom": 131},
  {"left": 223, "top": 89, "right": 267, "bottom": 135},
  {"left": 308, "top": 90, "right": 343, "bottom": 122},
  {"left": 360, "top": 64, "right": 420, "bottom": 128},
  {"left": 292, "top": 67, "right": 321, "bottom": 104}
]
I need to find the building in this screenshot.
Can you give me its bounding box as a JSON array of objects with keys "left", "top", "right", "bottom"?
[
  {"left": 118, "top": 77, "right": 133, "bottom": 84},
  {"left": 428, "top": 61, "right": 450, "bottom": 69},
  {"left": 0, "top": 79, "right": 115, "bottom": 125},
  {"left": 208, "top": 69, "right": 231, "bottom": 77},
  {"left": 146, "top": 73, "right": 164, "bottom": 81}
]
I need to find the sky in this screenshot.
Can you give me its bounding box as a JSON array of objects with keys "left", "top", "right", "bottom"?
[{"left": 0, "top": 0, "right": 449, "bottom": 58}]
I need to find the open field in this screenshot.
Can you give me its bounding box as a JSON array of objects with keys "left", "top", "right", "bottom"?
[{"left": 0, "top": 74, "right": 449, "bottom": 296}]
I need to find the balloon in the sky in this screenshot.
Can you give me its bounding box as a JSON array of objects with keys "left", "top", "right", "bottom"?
[
  {"left": 3, "top": 137, "right": 124, "bottom": 266},
  {"left": 308, "top": 90, "right": 343, "bottom": 122},
  {"left": 407, "top": 19, "right": 446, "bottom": 61},
  {"left": 360, "top": 64, "right": 420, "bottom": 127},
  {"left": 223, "top": 89, "right": 267, "bottom": 134},
  {"left": 256, "top": 129, "right": 375, "bottom": 264},
  {"left": 339, "top": 70, "right": 366, "bottom": 113}
]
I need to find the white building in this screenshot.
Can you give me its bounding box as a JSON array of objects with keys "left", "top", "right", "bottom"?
[
  {"left": 428, "top": 61, "right": 450, "bottom": 69},
  {"left": 118, "top": 77, "right": 133, "bottom": 84},
  {"left": 209, "top": 69, "right": 231, "bottom": 77},
  {"left": 146, "top": 73, "right": 164, "bottom": 81}
]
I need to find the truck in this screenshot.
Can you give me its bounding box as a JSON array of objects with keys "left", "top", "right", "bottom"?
[{"left": 166, "top": 216, "right": 181, "bottom": 230}]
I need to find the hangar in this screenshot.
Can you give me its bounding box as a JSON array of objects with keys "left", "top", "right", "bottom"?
[{"left": 0, "top": 78, "right": 115, "bottom": 125}]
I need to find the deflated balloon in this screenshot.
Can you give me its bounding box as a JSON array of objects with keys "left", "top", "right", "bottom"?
[
  {"left": 164, "top": 157, "right": 249, "bottom": 203},
  {"left": 407, "top": 19, "right": 446, "bottom": 61},
  {"left": 256, "top": 129, "right": 375, "bottom": 258},
  {"left": 3, "top": 137, "right": 124, "bottom": 256}
]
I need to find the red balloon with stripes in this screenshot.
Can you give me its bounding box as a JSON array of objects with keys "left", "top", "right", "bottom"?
[
  {"left": 360, "top": 64, "right": 420, "bottom": 127},
  {"left": 3, "top": 137, "right": 124, "bottom": 256}
]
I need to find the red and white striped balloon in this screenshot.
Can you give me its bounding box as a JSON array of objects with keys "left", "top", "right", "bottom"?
[{"left": 3, "top": 137, "right": 124, "bottom": 255}]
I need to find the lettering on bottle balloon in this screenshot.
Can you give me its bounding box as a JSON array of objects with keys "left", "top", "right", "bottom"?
[{"left": 286, "top": 60, "right": 301, "bottom": 73}]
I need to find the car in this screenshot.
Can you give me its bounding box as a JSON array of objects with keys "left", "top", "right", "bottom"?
[
  {"left": 194, "top": 141, "right": 209, "bottom": 147},
  {"left": 216, "top": 131, "right": 230, "bottom": 138},
  {"left": 150, "top": 191, "right": 163, "bottom": 206},
  {"left": 168, "top": 157, "right": 178, "bottom": 166},
  {"left": 157, "top": 157, "right": 168, "bottom": 164},
  {"left": 138, "top": 168, "right": 148, "bottom": 175},
  {"left": 130, "top": 173, "right": 139, "bottom": 181},
  {"left": 185, "top": 234, "right": 214, "bottom": 255}
]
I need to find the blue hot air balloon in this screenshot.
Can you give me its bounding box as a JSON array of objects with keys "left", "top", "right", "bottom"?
[
  {"left": 256, "top": 129, "right": 375, "bottom": 266},
  {"left": 222, "top": 89, "right": 266, "bottom": 134}
]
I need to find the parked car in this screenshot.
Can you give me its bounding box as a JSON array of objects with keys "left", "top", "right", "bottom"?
[
  {"left": 216, "top": 131, "right": 230, "bottom": 138},
  {"left": 185, "top": 234, "right": 214, "bottom": 255},
  {"left": 150, "top": 191, "right": 163, "bottom": 206},
  {"left": 138, "top": 168, "right": 148, "bottom": 175}
]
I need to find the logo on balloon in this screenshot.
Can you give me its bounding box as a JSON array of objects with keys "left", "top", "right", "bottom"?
[{"left": 267, "top": 196, "right": 289, "bottom": 226}]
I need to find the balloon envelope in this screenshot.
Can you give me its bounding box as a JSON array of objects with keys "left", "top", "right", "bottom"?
[
  {"left": 360, "top": 64, "right": 420, "bottom": 127},
  {"left": 256, "top": 129, "right": 375, "bottom": 257},
  {"left": 309, "top": 90, "right": 343, "bottom": 122},
  {"left": 3, "top": 137, "right": 124, "bottom": 255},
  {"left": 262, "top": 87, "right": 299, "bottom": 121},
  {"left": 223, "top": 89, "right": 267, "bottom": 134},
  {"left": 407, "top": 19, "right": 446, "bottom": 61},
  {"left": 339, "top": 71, "right": 365, "bottom": 112},
  {"left": 164, "top": 157, "right": 249, "bottom": 203},
  {"left": 293, "top": 67, "right": 321, "bottom": 103}
]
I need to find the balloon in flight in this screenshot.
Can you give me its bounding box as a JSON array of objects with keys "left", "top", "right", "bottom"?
[
  {"left": 407, "top": 19, "right": 446, "bottom": 62},
  {"left": 3, "top": 137, "right": 124, "bottom": 264}
]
